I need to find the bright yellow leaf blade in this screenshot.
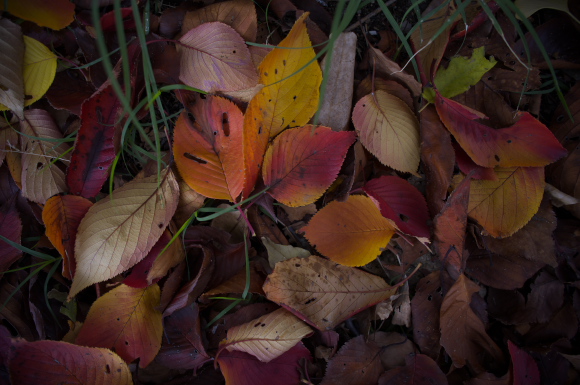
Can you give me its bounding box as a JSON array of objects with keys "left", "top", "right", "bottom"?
[
  {"left": 352, "top": 90, "right": 420, "bottom": 175},
  {"left": 75, "top": 284, "right": 163, "bottom": 368},
  {"left": 242, "top": 12, "right": 322, "bottom": 197},
  {"left": 219, "top": 308, "right": 312, "bottom": 362},
  {"left": 70, "top": 170, "right": 179, "bottom": 299},
  {"left": 302, "top": 195, "right": 397, "bottom": 267},
  {"left": 0, "top": 36, "right": 57, "bottom": 112},
  {"left": 467, "top": 166, "right": 545, "bottom": 238}
]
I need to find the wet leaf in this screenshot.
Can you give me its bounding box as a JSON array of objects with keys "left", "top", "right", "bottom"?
[
  {"left": 174, "top": 95, "right": 244, "bottom": 201},
  {"left": 363, "top": 175, "right": 430, "bottom": 238},
  {"left": 0, "top": 19, "right": 24, "bottom": 118},
  {"left": 263, "top": 125, "right": 356, "bottom": 207},
  {"left": 303, "top": 195, "right": 397, "bottom": 266},
  {"left": 263, "top": 255, "right": 398, "bottom": 330},
  {"left": 435, "top": 94, "right": 566, "bottom": 168},
  {"left": 70, "top": 170, "right": 179, "bottom": 298},
  {"left": 353, "top": 90, "right": 420, "bottom": 174},
  {"left": 219, "top": 308, "right": 312, "bottom": 362},
  {"left": 9, "top": 340, "right": 132, "bottom": 385},
  {"left": 0, "top": 0, "right": 75, "bottom": 30},
  {"left": 179, "top": 22, "right": 258, "bottom": 93},
  {"left": 466, "top": 167, "right": 545, "bottom": 238},
  {"left": 42, "top": 195, "right": 92, "bottom": 279},
  {"left": 75, "top": 283, "right": 163, "bottom": 368},
  {"left": 242, "top": 12, "right": 321, "bottom": 197},
  {"left": 20, "top": 109, "right": 69, "bottom": 204}
]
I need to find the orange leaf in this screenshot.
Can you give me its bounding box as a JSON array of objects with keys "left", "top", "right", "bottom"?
[
  {"left": 179, "top": 22, "right": 258, "bottom": 93},
  {"left": 75, "top": 284, "right": 163, "bottom": 368},
  {"left": 219, "top": 308, "right": 312, "bottom": 362},
  {"left": 42, "top": 195, "right": 92, "bottom": 279},
  {"left": 263, "top": 255, "right": 399, "bottom": 330},
  {"left": 174, "top": 96, "right": 244, "bottom": 201},
  {"left": 302, "top": 195, "right": 397, "bottom": 266},
  {"left": 70, "top": 169, "right": 179, "bottom": 298},
  {"left": 9, "top": 340, "right": 131, "bottom": 385},
  {"left": 262, "top": 125, "right": 356, "bottom": 207},
  {"left": 242, "top": 12, "right": 322, "bottom": 197},
  {"left": 467, "top": 167, "right": 545, "bottom": 238},
  {"left": 0, "top": 0, "right": 75, "bottom": 30},
  {"left": 352, "top": 90, "right": 420, "bottom": 175},
  {"left": 435, "top": 94, "right": 566, "bottom": 168}
]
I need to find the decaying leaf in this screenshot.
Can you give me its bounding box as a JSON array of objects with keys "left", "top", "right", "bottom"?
[
  {"left": 0, "top": 18, "right": 24, "bottom": 118},
  {"left": 321, "top": 335, "right": 383, "bottom": 385}
]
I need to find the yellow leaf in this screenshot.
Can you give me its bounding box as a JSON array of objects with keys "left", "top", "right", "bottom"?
[
  {"left": 302, "top": 195, "right": 397, "bottom": 267},
  {"left": 242, "top": 12, "right": 322, "bottom": 197}
]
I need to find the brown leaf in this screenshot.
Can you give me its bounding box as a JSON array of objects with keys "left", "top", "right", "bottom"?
[
  {"left": 0, "top": 18, "right": 24, "bottom": 118},
  {"left": 411, "top": 271, "right": 443, "bottom": 359},
  {"left": 378, "top": 354, "right": 448, "bottom": 385}
]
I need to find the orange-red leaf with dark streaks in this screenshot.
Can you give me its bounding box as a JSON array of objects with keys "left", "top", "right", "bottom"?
[
  {"left": 435, "top": 94, "right": 566, "bottom": 168},
  {"left": 8, "top": 340, "right": 132, "bottom": 385},
  {"left": 75, "top": 284, "right": 163, "bottom": 368},
  {"left": 42, "top": 194, "right": 92, "bottom": 279},
  {"left": 174, "top": 95, "right": 244, "bottom": 201},
  {"left": 66, "top": 85, "right": 120, "bottom": 198},
  {"left": 363, "top": 175, "right": 430, "bottom": 238},
  {"left": 263, "top": 125, "right": 355, "bottom": 207}
]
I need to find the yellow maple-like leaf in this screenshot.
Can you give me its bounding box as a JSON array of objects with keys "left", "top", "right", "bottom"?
[
  {"left": 302, "top": 195, "right": 398, "bottom": 266},
  {"left": 242, "top": 12, "right": 322, "bottom": 197}
]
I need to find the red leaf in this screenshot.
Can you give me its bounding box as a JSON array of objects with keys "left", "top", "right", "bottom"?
[
  {"left": 263, "top": 125, "right": 356, "bottom": 207},
  {"left": 66, "top": 85, "right": 121, "bottom": 198},
  {"left": 123, "top": 231, "right": 171, "bottom": 288},
  {"left": 508, "top": 341, "right": 540, "bottom": 385},
  {"left": 217, "top": 342, "right": 311, "bottom": 385},
  {"left": 363, "top": 175, "right": 430, "bottom": 238},
  {"left": 435, "top": 94, "right": 566, "bottom": 167},
  {"left": 453, "top": 142, "right": 497, "bottom": 181}
]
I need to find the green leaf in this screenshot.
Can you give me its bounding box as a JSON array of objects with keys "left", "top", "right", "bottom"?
[{"left": 423, "top": 47, "right": 497, "bottom": 102}]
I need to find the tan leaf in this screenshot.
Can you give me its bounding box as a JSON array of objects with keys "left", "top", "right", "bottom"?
[
  {"left": 70, "top": 170, "right": 179, "bottom": 298},
  {"left": 219, "top": 308, "right": 312, "bottom": 362},
  {"left": 262, "top": 237, "right": 310, "bottom": 269}
]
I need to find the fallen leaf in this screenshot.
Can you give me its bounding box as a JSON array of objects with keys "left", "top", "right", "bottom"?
[
  {"left": 42, "top": 194, "right": 92, "bottom": 279},
  {"left": 263, "top": 255, "right": 399, "bottom": 330},
  {"left": 411, "top": 271, "right": 443, "bottom": 359},
  {"left": 440, "top": 274, "right": 503, "bottom": 373},
  {"left": 20, "top": 109, "right": 69, "bottom": 204},
  {"left": 466, "top": 166, "right": 545, "bottom": 238},
  {"left": 219, "top": 308, "right": 312, "bottom": 362},
  {"left": 70, "top": 169, "right": 179, "bottom": 298},
  {"left": 66, "top": 84, "right": 120, "bottom": 199},
  {"left": 179, "top": 22, "right": 258, "bottom": 93},
  {"left": 45, "top": 68, "right": 96, "bottom": 116},
  {"left": 0, "top": 0, "right": 75, "bottom": 30},
  {"left": 262, "top": 237, "right": 310, "bottom": 269},
  {"left": 508, "top": 340, "right": 541, "bottom": 385},
  {"left": 368, "top": 47, "right": 422, "bottom": 97},
  {"left": 514, "top": 0, "right": 579, "bottom": 24},
  {"left": 378, "top": 353, "right": 448, "bottom": 385},
  {"left": 0, "top": 19, "right": 24, "bottom": 118},
  {"left": 435, "top": 94, "right": 566, "bottom": 168},
  {"left": 353, "top": 90, "right": 420, "bottom": 174},
  {"left": 174, "top": 95, "right": 244, "bottom": 201},
  {"left": 303, "top": 195, "right": 397, "bottom": 266},
  {"left": 242, "top": 12, "right": 321, "bottom": 197},
  {"left": 454, "top": 142, "right": 498, "bottom": 181},
  {"left": 363, "top": 175, "right": 430, "bottom": 238},
  {"left": 8, "top": 340, "right": 132, "bottom": 385},
  {"left": 217, "top": 342, "right": 311, "bottom": 385},
  {"left": 20, "top": 36, "right": 57, "bottom": 108},
  {"left": 75, "top": 284, "right": 163, "bottom": 368},
  {"left": 262, "top": 125, "right": 356, "bottom": 207},
  {"left": 321, "top": 335, "right": 383, "bottom": 385},
  {"left": 0, "top": 196, "right": 22, "bottom": 274}
]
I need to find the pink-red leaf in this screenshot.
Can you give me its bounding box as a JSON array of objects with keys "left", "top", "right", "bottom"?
[
  {"left": 363, "top": 175, "right": 430, "bottom": 238},
  {"left": 263, "top": 125, "right": 356, "bottom": 207},
  {"left": 66, "top": 85, "right": 120, "bottom": 198},
  {"left": 508, "top": 341, "right": 540, "bottom": 385},
  {"left": 435, "top": 94, "right": 566, "bottom": 168},
  {"left": 8, "top": 340, "right": 131, "bottom": 385}
]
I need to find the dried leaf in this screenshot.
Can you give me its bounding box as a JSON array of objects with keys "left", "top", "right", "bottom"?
[
  {"left": 243, "top": 12, "right": 322, "bottom": 197},
  {"left": 262, "top": 237, "right": 309, "bottom": 269},
  {"left": 378, "top": 354, "right": 448, "bottom": 385},
  {"left": 263, "top": 255, "right": 398, "bottom": 330},
  {"left": 0, "top": 196, "right": 22, "bottom": 274},
  {"left": 0, "top": 0, "right": 75, "bottom": 30},
  {"left": 9, "top": 340, "right": 131, "bottom": 385},
  {"left": 508, "top": 341, "right": 541, "bottom": 385},
  {"left": 70, "top": 170, "right": 179, "bottom": 298},
  {"left": 0, "top": 19, "right": 24, "bottom": 118},
  {"left": 353, "top": 90, "right": 420, "bottom": 174},
  {"left": 303, "top": 195, "right": 397, "bottom": 267},
  {"left": 75, "top": 284, "right": 163, "bottom": 368},
  {"left": 411, "top": 271, "right": 443, "bottom": 359},
  {"left": 174, "top": 95, "right": 244, "bottom": 201},
  {"left": 321, "top": 335, "right": 383, "bottom": 385},
  {"left": 179, "top": 22, "right": 258, "bottom": 93},
  {"left": 42, "top": 195, "right": 92, "bottom": 279},
  {"left": 263, "top": 125, "right": 356, "bottom": 207},
  {"left": 219, "top": 308, "right": 312, "bottom": 362}
]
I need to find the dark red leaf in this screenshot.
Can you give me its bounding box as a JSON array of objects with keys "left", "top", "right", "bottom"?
[
  {"left": 508, "top": 341, "right": 540, "bottom": 385},
  {"left": 453, "top": 142, "right": 497, "bottom": 181},
  {"left": 0, "top": 196, "right": 22, "bottom": 274},
  {"left": 45, "top": 69, "right": 96, "bottom": 115}
]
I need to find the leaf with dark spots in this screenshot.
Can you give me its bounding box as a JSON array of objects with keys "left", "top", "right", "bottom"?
[{"left": 66, "top": 85, "right": 121, "bottom": 199}]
